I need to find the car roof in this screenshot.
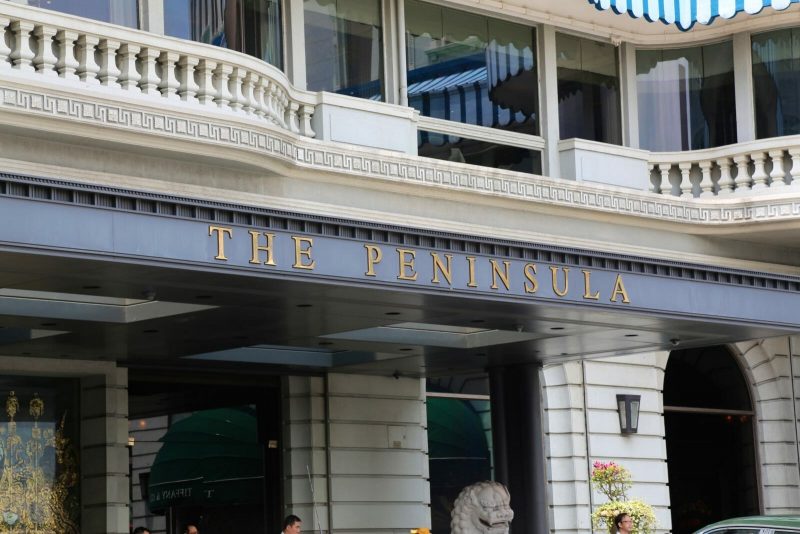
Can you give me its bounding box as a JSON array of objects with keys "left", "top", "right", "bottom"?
[{"left": 698, "top": 516, "right": 800, "bottom": 532}]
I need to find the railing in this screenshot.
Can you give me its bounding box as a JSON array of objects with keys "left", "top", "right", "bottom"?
[
  {"left": 648, "top": 136, "right": 800, "bottom": 197},
  {"left": 0, "top": 2, "right": 315, "bottom": 138}
]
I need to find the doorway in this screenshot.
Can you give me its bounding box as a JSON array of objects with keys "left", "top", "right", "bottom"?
[{"left": 664, "top": 346, "right": 759, "bottom": 534}]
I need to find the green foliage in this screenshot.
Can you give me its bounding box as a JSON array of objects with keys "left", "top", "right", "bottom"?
[{"left": 590, "top": 461, "right": 656, "bottom": 534}]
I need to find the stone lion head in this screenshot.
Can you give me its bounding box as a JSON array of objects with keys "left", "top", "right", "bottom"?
[{"left": 450, "top": 481, "right": 514, "bottom": 534}]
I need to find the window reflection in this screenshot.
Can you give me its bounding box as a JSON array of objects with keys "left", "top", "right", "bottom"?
[
  {"left": 557, "top": 34, "right": 621, "bottom": 144},
  {"left": 419, "top": 130, "right": 542, "bottom": 175},
  {"left": 637, "top": 42, "right": 736, "bottom": 151},
  {"left": 405, "top": 0, "right": 538, "bottom": 135},
  {"left": 752, "top": 28, "right": 800, "bottom": 138},
  {"left": 164, "top": 0, "right": 283, "bottom": 69},
  {"left": 304, "top": 0, "right": 383, "bottom": 100},
  {"left": 23, "top": 0, "right": 137, "bottom": 28}
]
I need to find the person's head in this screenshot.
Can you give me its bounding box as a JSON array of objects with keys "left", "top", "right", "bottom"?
[
  {"left": 184, "top": 524, "right": 199, "bottom": 534},
  {"left": 282, "top": 514, "right": 302, "bottom": 534},
  {"left": 614, "top": 513, "right": 632, "bottom": 533},
  {"left": 132, "top": 528, "right": 151, "bottom": 534}
]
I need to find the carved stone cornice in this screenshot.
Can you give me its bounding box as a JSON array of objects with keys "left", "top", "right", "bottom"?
[{"left": 3, "top": 80, "right": 800, "bottom": 230}]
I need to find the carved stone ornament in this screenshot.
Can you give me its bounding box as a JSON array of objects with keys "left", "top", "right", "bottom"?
[{"left": 451, "top": 481, "right": 514, "bottom": 534}]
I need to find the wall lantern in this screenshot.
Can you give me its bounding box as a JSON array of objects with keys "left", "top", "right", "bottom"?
[{"left": 616, "top": 394, "right": 641, "bottom": 434}]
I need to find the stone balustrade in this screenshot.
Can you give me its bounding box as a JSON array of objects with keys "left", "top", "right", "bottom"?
[
  {"left": 648, "top": 137, "right": 800, "bottom": 197},
  {"left": 0, "top": 2, "right": 315, "bottom": 138}
]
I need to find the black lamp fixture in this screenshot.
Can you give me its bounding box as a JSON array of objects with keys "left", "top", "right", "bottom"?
[{"left": 616, "top": 394, "right": 641, "bottom": 434}]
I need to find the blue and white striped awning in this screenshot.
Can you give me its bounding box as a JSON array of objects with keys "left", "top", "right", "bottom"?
[{"left": 588, "top": 0, "right": 800, "bottom": 30}]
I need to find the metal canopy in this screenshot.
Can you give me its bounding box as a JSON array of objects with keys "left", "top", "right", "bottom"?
[{"left": 587, "top": 0, "right": 800, "bottom": 30}]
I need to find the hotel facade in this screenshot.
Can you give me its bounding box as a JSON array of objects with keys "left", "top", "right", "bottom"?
[{"left": 0, "top": 0, "right": 800, "bottom": 533}]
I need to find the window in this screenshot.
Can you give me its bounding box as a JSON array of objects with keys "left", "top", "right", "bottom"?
[
  {"left": 752, "top": 28, "right": 800, "bottom": 138},
  {"left": 637, "top": 42, "right": 736, "bottom": 151},
  {"left": 164, "top": 0, "right": 283, "bottom": 69},
  {"left": 22, "top": 0, "right": 138, "bottom": 28},
  {"left": 419, "top": 130, "right": 542, "bottom": 174},
  {"left": 304, "top": 0, "right": 383, "bottom": 100},
  {"left": 405, "top": 0, "right": 538, "bottom": 135},
  {"left": 556, "top": 33, "right": 621, "bottom": 144}
]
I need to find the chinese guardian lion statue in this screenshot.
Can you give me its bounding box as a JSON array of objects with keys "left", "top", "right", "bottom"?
[{"left": 450, "top": 481, "right": 514, "bottom": 534}]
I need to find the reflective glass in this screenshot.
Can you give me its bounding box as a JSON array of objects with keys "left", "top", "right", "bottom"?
[
  {"left": 752, "top": 28, "right": 800, "bottom": 138},
  {"left": 557, "top": 33, "right": 621, "bottom": 144},
  {"left": 23, "top": 0, "right": 137, "bottom": 28},
  {"left": 637, "top": 42, "right": 736, "bottom": 151},
  {"left": 304, "top": 0, "right": 383, "bottom": 100},
  {"left": 419, "top": 130, "right": 542, "bottom": 174},
  {"left": 405, "top": 0, "right": 538, "bottom": 134},
  {"left": 164, "top": 0, "right": 283, "bottom": 69}
]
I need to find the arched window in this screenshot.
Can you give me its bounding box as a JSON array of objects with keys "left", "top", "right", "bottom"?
[{"left": 664, "top": 346, "right": 759, "bottom": 534}]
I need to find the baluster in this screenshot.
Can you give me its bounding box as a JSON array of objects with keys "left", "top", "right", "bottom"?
[
  {"left": 158, "top": 51, "right": 180, "bottom": 99},
  {"left": 299, "top": 104, "right": 315, "bottom": 138},
  {"left": 241, "top": 71, "right": 256, "bottom": 115},
  {"left": 76, "top": 34, "right": 100, "bottom": 84},
  {"left": 286, "top": 101, "right": 301, "bottom": 134},
  {"left": 278, "top": 91, "right": 289, "bottom": 128},
  {"left": 10, "top": 21, "right": 35, "bottom": 72},
  {"left": 658, "top": 163, "right": 672, "bottom": 196},
  {"left": 733, "top": 154, "right": 752, "bottom": 193},
  {"left": 55, "top": 30, "right": 79, "bottom": 80},
  {"left": 751, "top": 152, "right": 768, "bottom": 190},
  {"left": 252, "top": 76, "right": 267, "bottom": 118},
  {"left": 32, "top": 25, "right": 58, "bottom": 77},
  {"left": 97, "top": 38, "right": 121, "bottom": 87},
  {"left": 698, "top": 160, "right": 714, "bottom": 197},
  {"left": 266, "top": 81, "right": 280, "bottom": 124},
  {"left": 138, "top": 47, "right": 160, "bottom": 95},
  {"left": 790, "top": 149, "right": 800, "bottom": 188},
  {"left": 195, "top": 59, "right": 216, "bottom": 105},
  {"left": 117, "top": 43, "right": 140, "bottom": 91},
  {"left": 648, "top": 163, "right": 658, "bottom": 193},
  {"left": 678, "top": 162, "right": 693, "bottom": 198},
  {"left": 177, "top": 55, "right": 200, "bottom": 102},
  {"left": 717, "top": 158, "right": 734, "bottom": 195},
  {"left": 0, "top": 17, "right": 12, "bottom": 69},
  {"left": 768, "top": 149, "right": 787, "bottom": 188},
  {"left": 227, "top": 66, "right": 244, "bottom": 111},
  {"left": 213, "top": 63, "right": 233, "bottom": 109}
]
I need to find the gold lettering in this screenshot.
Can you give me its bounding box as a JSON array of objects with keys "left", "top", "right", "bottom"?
[
  {"left": 397, "top": 248, "right": 418, "bottom": 281},
  {"left": 364, "top": 244, "right": 383, "bottom": 276},
  {"left": 582, "top": 270, "right": 600, "bottom": 300},
  {"left": 248, "top": 231, "right": 276, "bottom": 265},
  {"left": 523, "top": 263, "right": 538, "bottom": 294},
  {"left": 466, "top": 256, "right": 478, "bottom": 288},
  {"left": 208, "top": 225, "right": 233, "bottom": 261},
  {"left": 292, "top": 236, "right": 316, "bottom": 270},
  {"left": 610, "top": 274, "right": 631, "bottom": 303},
  {"left": 490, "top": 260, "right": 511, "bottom": 290},
  {"left": 431, "top": 253, "right": 453, "bottom": 285},
  {"left": 550, "top": 266, "right": 570, "bottom": 297}
]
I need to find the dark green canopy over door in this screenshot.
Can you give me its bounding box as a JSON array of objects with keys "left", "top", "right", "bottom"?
[{"left": 148, "top": 407, "right": 264, "bottom": 512}]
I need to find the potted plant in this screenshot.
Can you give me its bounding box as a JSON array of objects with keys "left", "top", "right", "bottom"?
[{"left": 590, "top": 461, "right": 657, "bottom": 534}]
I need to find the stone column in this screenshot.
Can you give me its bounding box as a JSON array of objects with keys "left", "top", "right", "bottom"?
[{"left": 80, "top": 368, "right": 129, "bottom": 534}]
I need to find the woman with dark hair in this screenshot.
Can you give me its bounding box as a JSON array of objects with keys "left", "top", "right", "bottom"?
[{"left": 613, "top": 513, "right": 633, "bottom": 534}]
